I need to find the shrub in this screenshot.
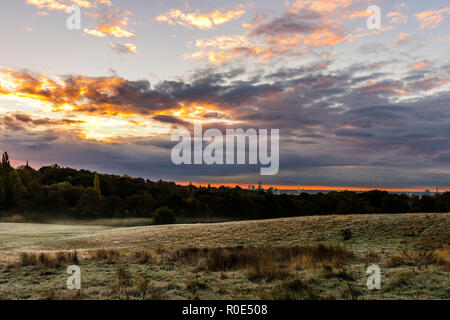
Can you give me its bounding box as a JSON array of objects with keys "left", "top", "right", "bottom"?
[
  {"left": 385, "top": 270, "right": 417, "bottom": 292},
  {"left": 341, "top": 229, "right": 352, "bottom": 241},
  {"left": 435, "top": 248, "right": 450, "bottom": 270},
  {"left": 135, "top": 276, "right": 149, "bottom": 299},
  {"left": 264, "top": 279, "right": 319, "bottom": 300},
  {"left": 90, "top": 249, "right": 120, "bottom": 263},
  {"left": 0, "top": 214, "right": 25, "bottom": 223},
  {"left": 111, "top": 266, "right": 133, "bottom": 299},
  {"left": 186, "top": 277, "right": 208, "bottom": 292},
  {"left": 322, "top": 269, "right": 354, "bottom": 281},
  {"left": 247, "top": 261, "right": 290, "bottom": 282},
  {"left": 386, "top": 250, "right": 435, "bottom": 268},
  {"left": 18, "top": 251, "right": 78, "bottom": 268},
  {"left": 153, "top": 206, "right": 176, "bottom": 225}
]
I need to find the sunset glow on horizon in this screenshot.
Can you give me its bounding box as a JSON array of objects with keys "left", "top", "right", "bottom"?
[{"left": 177, "top": 182, "right": 448, "bottom": 193}]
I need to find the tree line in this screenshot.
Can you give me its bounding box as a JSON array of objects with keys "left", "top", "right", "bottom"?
[{"left": 0, "top": 152, "right": 449, "bottom": 221}]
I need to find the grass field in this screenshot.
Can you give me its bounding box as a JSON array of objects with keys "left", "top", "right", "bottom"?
[{"left": 0, "top": 212, "right": 449, "bottom": 300}]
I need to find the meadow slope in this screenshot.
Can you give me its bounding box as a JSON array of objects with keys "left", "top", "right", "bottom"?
[
  {"left": 1, "top": 212, "right": 448, "bottom": 254},
  {"left": 0, "top": 212, "right": 449, "bottom": 300}
]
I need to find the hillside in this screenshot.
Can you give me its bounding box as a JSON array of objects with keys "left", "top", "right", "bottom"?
[
  {"left": 0, "top": 212, "right": 448, "bottom": 300},
  {"left": 1, "top": 212, "right": 448, "bottom": 256}
]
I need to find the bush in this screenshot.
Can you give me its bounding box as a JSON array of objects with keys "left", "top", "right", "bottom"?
[
  {"left": 0, "top": 214, "right": 25, "bottom": 223},
  {"left": 341, "top": 229, "right": 352, "bottom": 241},
  {"left": 153, "top": 206, "right": 176, "bottom": 225}
]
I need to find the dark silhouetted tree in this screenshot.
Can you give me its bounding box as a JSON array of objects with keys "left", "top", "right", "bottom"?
[
  {"left": 0, "top": 152, "right": 23, "bottom": 209},
  {"left": 93, "top": 173, "right": 101, "bottom": 196},
  {"left": 153, "top": 206, "right": 176, "bottom": 225}
]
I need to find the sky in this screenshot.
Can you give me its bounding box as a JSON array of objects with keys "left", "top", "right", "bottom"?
[{"left": 0, "top": 0, "right": 449, "bottom": 191}]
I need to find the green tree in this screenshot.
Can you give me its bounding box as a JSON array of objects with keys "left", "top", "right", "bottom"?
[
  {"left": 0, "top": 152, "right": 23, "bottom": 209},
  {"left": 93, "top": 173, "right": 101, "bottom": 196},
  {"left": 77, "top": 188, "right": 102, "bottom": 218},
  {"left": 153, "top": 206, "right": 176, "bottom": 225}
]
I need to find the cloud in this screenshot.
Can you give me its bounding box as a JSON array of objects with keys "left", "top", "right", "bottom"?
[
  {"left": 386, "top": 11, "right": 407, "bottom": 24},
  {"left": 26, "top": 0, "right": 109, "bottom": 11},
  {"left": 3, "top": 59, "right": 448, "bottom": 130},
  {"left": 1, "top": 113, "right": 83, "bottom": 132},
  {"left": 109, "top": 42, "right": 137, "bottom": 54},
  {"left": 414, "top": 7, "right": 450, "bottom": 29},
  {"left": 394, "top": 33, "right": 415, "bottom": 46},
  {"left": 189, "top": 10, "right": 346, "bottom": 64},
  {"left": 83, "top": 28, "right": 107, "bottom": 37},
  {"left": 430, "top": 35, "right": 450, "bottom": 42},
  {"left": 409, "top": 77, "right": 450, "bottom": 91},
  {"left": 289, "top": 0, "right": 353, "bottom": 14},
  {"left": 84, "top": 8, "right": 136, "bottom": 38},
  {"left": 406, "top": 61, "right": 429, "bottom": 70},
  {"left": 187, "top": 35, "right": 267, "bottom": 63},
  {"left": 26, "top": 1, "right": 134, "bottom": 39},
  {"left": 188, "top": 1, "right": 373, "bottom": 64},
  {"left": 26, "top": 0, "right": 71, "bottom": 11},
  {"left": 342, "top": 11, "right": 370, "bottom": 19},
  {"left": 156, "top": 5, "right": 247, "bottom": 30},
  {"left": 152, "top": 114, "right": 189, "bottom": 126}
]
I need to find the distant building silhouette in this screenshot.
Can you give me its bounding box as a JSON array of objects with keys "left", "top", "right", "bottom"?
[{"left": 17, "top": 159, "right": 34, "bottom": 170}]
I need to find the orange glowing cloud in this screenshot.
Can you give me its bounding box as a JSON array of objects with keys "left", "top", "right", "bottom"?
[
  {"left": 394, "top": 33, "right": 415, "bottom": 46},
  {"left": 406, "top": 61, "right": 429, "bottom": 70},
  {"left": 188, "top": 35, "right": 265, "bottom": 63},
  {"left": 157, "top": 5, "right": 247, "bottom": 30},
  {"left": 414, "top": 7, "right": 450, "bottom": 29},
  {"left": 84, "top": 9, "right": 136, "bottom": 38},
  {"left": 156, "top": 103, "right": 235, "bottom": 124},
  {"left": 189, "top": 24, "right": 349, "bottom": 64},
  {"left": 0, "top": 68, "right": 137, "bottom": 115},
  {"left": 342, "top": 10, "right": 370, "bottom": 19},
  {"left": 0, "top": 67, "right": 241, "bottom": 142},
  {"left": 26, "top": 0, "right": 110, "bottom": 11},
  {"left": 27, "top": 1, "right": 133, "bottom": 42},
  {"left": 289, "top": 0, "right": 353, "bottom": 14},
  {"left": 26, "top": 0, "right": 68, "bottom": 11},
  {"left": 188, "top": 0, "right": 371, "bottom": 64},
  {"left": 386, "top": 11, "right": 407, "bottom": 24},
  {"left": 109, "top": 42, "right": 137, "bottom": 54}
]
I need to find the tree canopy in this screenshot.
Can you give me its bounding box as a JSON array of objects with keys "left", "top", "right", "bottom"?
[{"left": 1, "top": 152, "right": 449, "bottom": 220}]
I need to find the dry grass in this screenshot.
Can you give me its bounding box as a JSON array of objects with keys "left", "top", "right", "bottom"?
[
  {"left": 386, "top": 250, "right": 436, "bottom": 268},
  {"left": 111, "top": 266, "right": 133, "bottom": 299},
  {"left": 264, "top": 279, "right": 316, "bottom": 300},
  {"left": 17, "top": 251, "right": 78, "bottom": 268},
  {"left": 0, "top": 215, "right": 25, "bottom": 223},
  {"left": 385, "top": 270, "right": 418, "bottom": 292},
  {"left": 89, "top": 249, "right": 121, "bottom": 263},
  {"left": 172, "top": 245, "right": 354, "bottom": 272},
  {"left": 435, "top": 247, "right": 450, "bottom": 270}
]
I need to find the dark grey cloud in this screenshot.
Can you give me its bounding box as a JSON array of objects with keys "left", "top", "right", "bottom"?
[
  {"left": 250, "top": 11, "right": 326, "bottom": 37},
  {"left": 152, "top": 114, "right": 189, "bottom": 126}
]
